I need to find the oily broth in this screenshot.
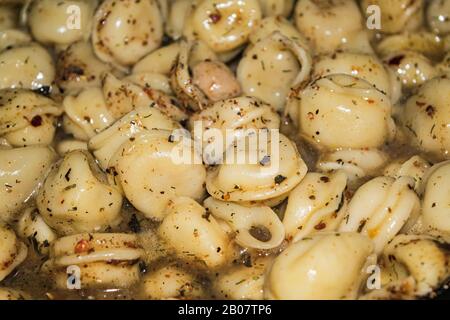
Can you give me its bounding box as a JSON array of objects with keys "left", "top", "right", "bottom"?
[
  {"left": 1, "top": 116, "right": 434, "bottom": 300},
  {"left": 1, "top": 0, "right": 449, "bottom": 301},
  {"left": 0, "top": 78, "right": 443, "bottom": 300}
]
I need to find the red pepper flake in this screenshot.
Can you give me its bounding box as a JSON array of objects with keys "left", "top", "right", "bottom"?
[
  {"left": 74, "top": 239, "right": 90, "bottom": 254},
  {"left": 209, "top": 12, "right": 221, "bottom": 24},
  {"left": 367, "top": 99, "right": 375, "bottom": 104}
]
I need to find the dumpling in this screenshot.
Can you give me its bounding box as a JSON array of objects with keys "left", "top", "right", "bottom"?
[
  {"left": 383, "top": 155, "right": 431, "bottom": 191},
  {"left": 141, "top": 265, "right": 204, "bottom": 300},
  {"left": 56, "top": 41, "right": 116, "bottom": 95},
  {"left": 317, "top": 149, "right": 388, "bottom": 184},
  {"left": 400, "top": 77, "right": 450, "bottom": 160},
  {"left": 0, "top": 43, "right": 55, "bottom": 91},
  {"left": 294, "top": 0, "right": 364, "bottom": 54},
  {"left": 0, "top": 223, "right": 27, "bottom": 282},
  {"left": 204, "top": 197, "right": 285, "bottom": 250},
  {"left": 41, "top": 233, "right": 143, "bottom": 289},
  {"left": 0, "top": 146, "right": 56, "bottom": 222},
  {"left": 364, "top": 235, "right": 449, "bottom": 298},
  {"left": 37, "top": 150, "right": 123, "bottom": 235},
  {"left": 168, "top": 40, "right": 241, "bottom": 106},
  {"left": 88, "top": 105, "right": 181, "bottom": 170},
  {"left": 360, "top": 0, "right": 424, "bottom": 34},
  {"left": 0, "top": 4, "right": 19, "bottom": 31},
  {"left": 0, "top": 29, "right": 31, "bottom": 52},
  {"left": 16, "top": 207, "right": 56, "bottom": 255},
  {"left": 283, "top": 171, "right": 348, "bottom": 242},
  {"left": 0, "top": 89, "right": 62, "bottom": 147},
  {"left": 0, "top": 90, "right": 62, "bottom": 146},
  {"left": 287, "top": 74, "right": 395, "bottom": 150},
  {"left": 339, "top": 176, "right": 421, "bottom": 253},
  {"left": 427, "top": 0, "right": 450, "bottom": 35},
  {"left": 264, "top": 232, "right": 374, "bottom": 299},
  {"left": 158, "top": 197, "right": 231, "bottom": 268},
  {"left": 0, "top": 287, "right": 29, "bottom": 300},
  {"left": 191, "top": 0, "right": 262, "bottom": 54},
  {"left": 383, "top": 51, "right": 438, "bottom": 90},
  {"left": 189, "top": 96, "right": 280, "bottom": 162},
  {"left": 258, "top": 0, "right": 294, "bottom": 17},
  {"left": 237, "top": 31, "right": 312, "bottom": 111},
  {"left": 107, "top": 129, "right": 206, "bottom": 220},
  {"left": 92, "top": 0, "right": 164, "bottom": 70},
  {"left": 101, "top": 72, "right": 185, "bottom": 121},
  {"left": 206, "top": 133, "right": 307, "bottom": 205},
  {"left": 313, "top": 52, "right": 401, "bottom": 104},
  {"left": 27, "top": 0, "right": 97, "bottom": 46},
  {"left": 63, "top": 87, "right": 115, "bottom": 141},
  {"left": 377, "top": 32, "right": 446, "bottom": 62},
  {"left": 56, "top": 139, "right": 88, "bottom": 156},
  {"left": 420, "top": 161, "right": 450, "bottom": 234},
  {"left": 213, "top": 257, "right": 271, "bottom": 299}
]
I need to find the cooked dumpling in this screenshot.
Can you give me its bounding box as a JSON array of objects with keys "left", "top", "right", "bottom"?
[
  {"left": 37, "top": 150, "right": 123, "bottom": 235},
  {"left": 191, "top": 0, "right": 262, "bottom": 53},
  {"left": 107, "top": 130, "right": 206, "bottom": 220},
  {"left": 0, "top": 43, "right": 55, "bottom": 91},
  {"left": 264, "top": 232, "right": 374, "bottom": 299},
  {"left": 27, "top": 0, "right": 97, "bottom": 46},
  {"left": 92, "top": 0, "right": 164, "bottom": 69},
  {"left": 0, "top": 223, "right": 28, "bottom": 282},
  {"left": 313, "top": 52, "right": 401, "bottom": 104},
  {"left": 0, "top": 146, "right": 56, "bottom": 222},
  {"left": 204, "top": 197, "right": 285, "bottom": 250},
  {"left": 15, "top": 207, "right": 57, "bottom": 255},
  {"left": 283, "top": 171, "right": 348, "bottom": 242},
  {"left": 339, "top": 176, "right": 421, "bottom": 253},
  {"left": 294, "top": 0, "right": 364, "bottom": 54},
  {"left": 141, "top": 265, "right": 204, "bottom": 300},
  {"left": 63, "top": 87, "right": 115, "bottom": 141},
  {"left": 361, "top": 0, "right": 424, "bottom": 34},
  {"left": 158, "top": 197, "right": 231, "bottom": 268},
  {"left": 237, "top": 31, "right": 312, "bottom": 111},
  {"left": 420, "top": 161, "right": 450, "bottom": 234},
  {"left": 287, "top": 74, "right": 395, "bottom": 150},
  {"left": 88, "top": 105, "right": 181, "bottom": 170},
  {"left": 427, "top": 0, "right": 450, "bottom": 35},
  {"left": 56, "top": 41, "right": 116, "bottom": 95},
  {"left": 42, "top": 233, "right": 143, "bottom": 289},
  {"left": 400, "top": 77, "right": 450, "bottom": 160},
  {"left": 317, "top": 149, "right": 388, "bottom": 184},
  {"left": 213, "top": 257, "right": 271, "bottom": 299},
  {"left": 383, "top": 155, "right": 430, "bottom": 191},
  {"left": 0, "top": 89, "right": 62, "bottom": 147},
  {"left": 363, "top": 235, "right": 449, "bottom": 299},
  {"left": 206, "top": 133, "right": 307, "bottom": 205},
  {"left": 0, "top": 287, "right": 29, "bottom": 300}
]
